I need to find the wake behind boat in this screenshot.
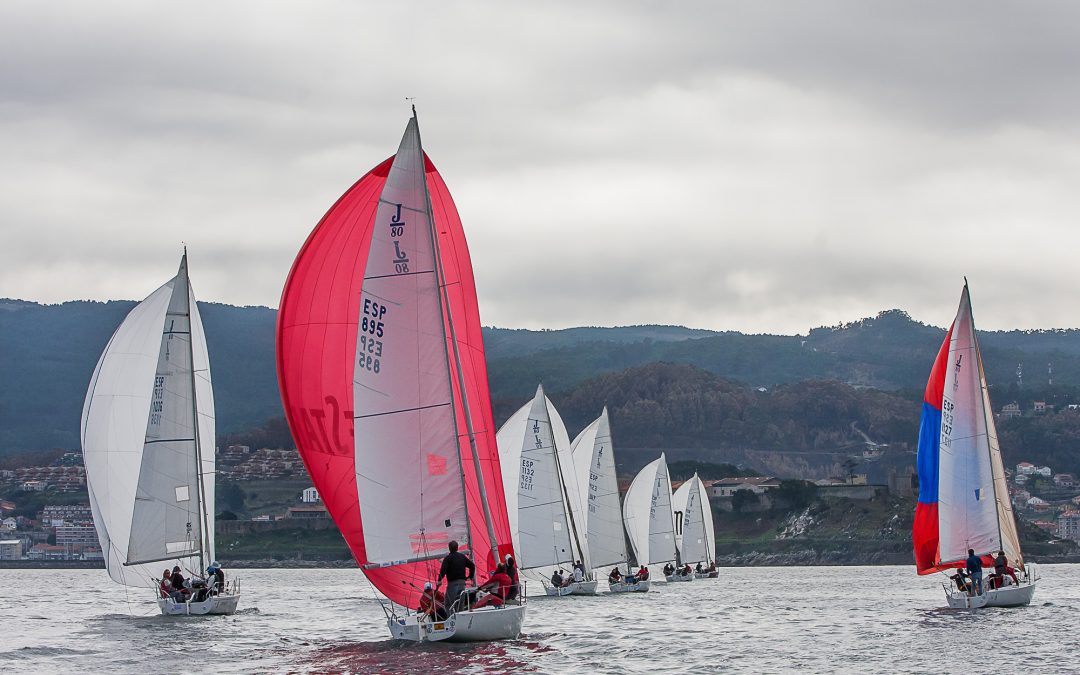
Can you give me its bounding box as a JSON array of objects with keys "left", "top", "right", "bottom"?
[
  {"left": 81, "top": 252, "right": 239, "bottom": 616},
  {"left": 913, "top": 282, "right": 1037, "bottom": 609},
  {"left": 277, "top": 108, "right": 523, "bottom": 642}
]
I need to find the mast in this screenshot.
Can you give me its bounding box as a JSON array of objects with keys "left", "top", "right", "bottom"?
[
  {"left": 966, "top": 282, "right": 1007, "bottom": 555},
  {"left": 183, "top": 250, "right": 211, "bottom": 575},
  {"left": 414, "top": 107, "right": 501, "bottom": 563},
  {"left": 546, "top": 393, "right": 587, "bottom": 572}
]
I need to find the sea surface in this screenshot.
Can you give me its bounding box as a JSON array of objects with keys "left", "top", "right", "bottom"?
[{"left": 1, "top": 565, "right": 1077, "bottom": 674}]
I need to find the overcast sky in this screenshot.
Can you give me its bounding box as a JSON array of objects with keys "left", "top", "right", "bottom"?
[{"left": 3, "top": 1, "right": 1079, "bottom": 334}]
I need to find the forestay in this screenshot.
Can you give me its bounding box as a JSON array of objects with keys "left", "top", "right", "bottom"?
[{"left": 570, "top": 408, "right": 628, "bottom": 568}]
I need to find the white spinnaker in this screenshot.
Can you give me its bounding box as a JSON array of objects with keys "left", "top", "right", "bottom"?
[
  {"left": 82, "top": 259, "right": 208, "bottom": 587},
  {"left": 354, "top": 117, "right": 467, "bottom": 565},
  {"left": 938, "top": 286, "right": 1021, "bottom": 567},
  {"left": 571, "top": 409, "right": 628, "bottom": 568},
  {"left": 937, "top": 287, "right": 1002, "bottom": 564},
  {"left": 512, "top": 386, "right": 576, "bottom": 570},
  {"left": 127, "top": 260, "right": 205, "bottom": 567},
  {"left": 673, "top": 475, "right": 708, "bottom": 564},
  {"left": 624, "top": 454, "right": 677, "bottom": 566}
]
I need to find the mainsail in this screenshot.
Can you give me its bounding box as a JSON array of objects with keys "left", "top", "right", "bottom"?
[
  {"left": 673, "top": 474, "right": 713, "bottom": 565},
  {"left": 623, "top": 454, "right": 677, "bottom": 566},
  {"left": 913, "top": 283, "right": 1023, "bottom": 574},
  {"left": 497, "top": 386, "right": 589, "bottom": 573},
  {"left": 277, "top": 112, "right": 514, "bottom": 606},
  {"left": 82, "top": 253, "right": 215, "bottom": 586},
  {"left": 570, "top": 408, "right": 628, "bottom": 569}
]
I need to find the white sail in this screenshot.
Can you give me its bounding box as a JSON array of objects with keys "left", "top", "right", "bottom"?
[
  {"left": 673, "top": 474, "right": 710, "bottom": 565},
  {"left": 938, "top": 286, "right": 1022, "bottom": 567},
  {"left": 623, "top": 454, "right": 677, "bottom": 565},
  {"left": 496, "top": 385, "right": 579, "bottom": 571},
  {"left": 82, "top": 255, "right": 213, "bottom": 586},
  {"left": 570, "top": 408, "right": 628, "bottom": 568},
  {"left": 353, "top": 117, "right": 468, "bottom": 565}
]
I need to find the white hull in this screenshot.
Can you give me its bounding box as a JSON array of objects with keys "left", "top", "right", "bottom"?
[
  {"left": 157, "top": 593, "right": 240, "bottom": 616},
  {"left": 694, "top": 571, "right": 718, "bottom": 580},
  {"left": 608, "top": 579, "right": 650, "bottom": 593},
  {"left": 544, "top": 580, "right": 598, "bottom": 596},
  {"left": 388, "top": 604, "right": 526, "bottom": 642},
  {"left": 946, "top": 580, "right": 1036, "bottom": 609},
  {"left": 665, "top": 572, "right": 694, "bottom": 582}
]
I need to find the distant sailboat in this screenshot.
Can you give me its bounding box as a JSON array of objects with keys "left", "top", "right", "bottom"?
[
  {"left": 913, "top": 282, "right": 1037, "bottom": 608},
  {"left": 277, "top": 109, "right": 523, "bottom": 641},
  {"left": 623, "top": 454, "right": 677, "bottom": 586},
  {"left": 673, "top": 474, "right": 717, "bottom": 579},
  {"left": 82, "top": 252, "right": 239, "bottom": 615},
  {"left": 497, "top": 385, "right": 596, "bottom": 595},
  {"left": 570, "top": 408, "right": 644, "bottom": 593}
]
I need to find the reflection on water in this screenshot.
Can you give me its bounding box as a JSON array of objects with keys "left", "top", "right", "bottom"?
[{"left": 1, "top": 566, "right": 1079, "bottom": 673}]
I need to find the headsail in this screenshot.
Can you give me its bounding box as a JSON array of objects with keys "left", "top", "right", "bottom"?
[
  {"left": 570, "top": 408, "right": 628, "bottom": 568},
  {"left": 623, "top": 453, "right": 677, "bottom": 566},
  {"left": 673, "top": 474, "right": 712, "bottom": 565},
  {"left": 277, "top": 113, "right": 514, "bottom": 607},
  {"left": 82, "top": 254, "right": 215, "bottom": 586},
  {"left": 913, "top": 283, "right": 1023, "bottom": 574}
]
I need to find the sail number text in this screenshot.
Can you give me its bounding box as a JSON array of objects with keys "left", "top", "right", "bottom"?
[
  {"left": 359, "top": 299, "right": 388, "bottom": 374},
  {"left": 519, "top": 458, "right": 535, "bottom": 492},
  {"left": 940, "top": 398, "right": 954, "bottom": 449},
  {"left": 150, "top": 375, "right": 165, "bottom": 426}
]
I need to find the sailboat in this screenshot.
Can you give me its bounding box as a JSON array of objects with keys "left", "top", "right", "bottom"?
[
  {"left": 673, "top": 474, "right": 717, "bottom": 579},
  {"left": 622, "top": 453, "right": 677, "bottom": 588},
  {"left": 913, "top": 282, "right": 1037, "bottom": 608},
  {"left": 497, "top": 385, "right": 596, "bottom": 596},
  {"left": 569, "top": 408, "right": 641, "bottom": 593},
  {"left": 81, "top": 252, "right": 240, "bottom": 616},
  {"left": 277, "top": 109, "right": 524, "bottom": 641}
]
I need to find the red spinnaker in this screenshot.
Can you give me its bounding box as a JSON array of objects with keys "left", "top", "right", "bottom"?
[{"left": 276, "top": 155, "right": 514, "bottom": 607}]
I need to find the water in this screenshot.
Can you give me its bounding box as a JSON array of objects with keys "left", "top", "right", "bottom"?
[{"left": 2, "top": 565, "right": 1078, "bottom": 673}]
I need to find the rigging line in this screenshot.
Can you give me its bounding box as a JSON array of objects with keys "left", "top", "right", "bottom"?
[{"left": 354, "top": 401, "right": 450, "bottom": 420}]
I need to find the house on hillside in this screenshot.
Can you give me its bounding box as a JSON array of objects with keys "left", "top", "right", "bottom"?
[
  {"left": 1016, "top": 462, "right": 1036, "bottom": 475},
  {"left": 0, "top": 540, "right": 23, "bottom": 560},
  {"left": 1033, "top": 401, "right": 1047, "bottom": 414},
  {"left": 1035, "top": 466, "right": 1053, "bottom": 477},
  {"left": 285, "top": 505, "right": 328, "bottom": 520},
  {"left": 1000, "top": 402, "right": 1022, "bottom": 419},
  {"left": 1053, "top": 473, "right": 1076, "bottom": 488},
  {"left": 708, "top": 476, "right": 781, "bottom": 497},
  {"left": 301, "top": 487, "right": 320, "bottom": 504}
]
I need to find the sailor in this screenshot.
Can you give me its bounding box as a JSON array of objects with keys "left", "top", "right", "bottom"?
[
  {"left": 609, "top": 567, "right": 622, "bottom": 583},
  {"left": 504, "top": 554, "right": 520, "bottom": 601},
  {"left": 437, "top": 540, "right": 475, "bottom": 612},
  {"left": 663, "top": 563, "right": 674, "bottom": 576},
  {"left": 169, "top": 566, "right": 190, "bottom": 600},
  {"left": 965, "top": 549, "right": 984, "bottom": 595},
  {"left": 695, "top": 562, "right": 703, "bottom": 574},
  {"left": 206, "top": 561, "right": 225, "bottom": 595},
  {"left": 159, "top": 574, "right": 172, "bottom": 600},
  {"left": 473, "top": 564, "right": 513, "bottom": 609},
  {"left": 636, "top": 565, "right": 649, "bottom": 581},
  {"left": 550, "top": 569, "right": 563, "bottom": 588},
  {"left": 572, "top": 564, "right": 584, "bottom": 584},
  {"left": 417, "top": 582, "right": 447, "bottom": 621}
]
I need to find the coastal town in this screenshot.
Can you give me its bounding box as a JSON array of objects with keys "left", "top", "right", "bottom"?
[{"left": 3, "top": 427, "right": 1080, "bottom": 563}]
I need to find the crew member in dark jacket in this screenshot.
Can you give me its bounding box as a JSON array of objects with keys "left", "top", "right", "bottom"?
[
  {"left": 437, "top": 540, "right": 474, "bottom": 611},
  {"left": 965, "top": 549, "right": 984, "bottom": 595}
]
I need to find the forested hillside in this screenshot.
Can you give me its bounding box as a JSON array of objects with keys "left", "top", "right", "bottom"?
[{"left": 5, "top": 298, "right": 1080, "bottom": 480}]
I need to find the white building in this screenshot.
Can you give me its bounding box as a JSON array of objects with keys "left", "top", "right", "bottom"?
[
  {"left": 1016, "top": 462, "right": 1036, "bottom": 475},
  {"left": 1058, "top": 512, "right": 1080, "bottom": 542},
  {"left": 0, "top": 540, "right": 23, "bottom": 560},
  {"left": 1035, "top": 466, "right": 1053, "bottom": 477},
  {"left": 708, "top": 476, "right": 781, "bottom": 497},
  {"left": 301, "top": 487, "right": 320, "bottom": 504}
]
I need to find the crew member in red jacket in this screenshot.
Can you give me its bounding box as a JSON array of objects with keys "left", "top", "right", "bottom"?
[
  {"left": 417, "top": 582, "right": 447, "bottom": 620},
  {"left": 473, "top": 564, "right": 513, "bottom": 608}
]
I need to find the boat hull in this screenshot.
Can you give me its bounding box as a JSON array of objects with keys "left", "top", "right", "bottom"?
[
  {"left": 388, "top": 604, "right": 526, "bottom": 642},
  {"left": 947, "top": 580, "right": 1036, "bottom": 609},
  {"left": 665, "top": 573, "right": 694, "bottom": 582},
  {"left": 157, "top": 593, "right": 240, "bottom": 616},
  {"left": 608, "top": 579, "right": 650, "bottom": 593},
  {"left": 544, "top": 580, "right": 598, "bottom": 596},
  {"left": 694, "top": 571, "right": 718, "bottom": 579}
]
